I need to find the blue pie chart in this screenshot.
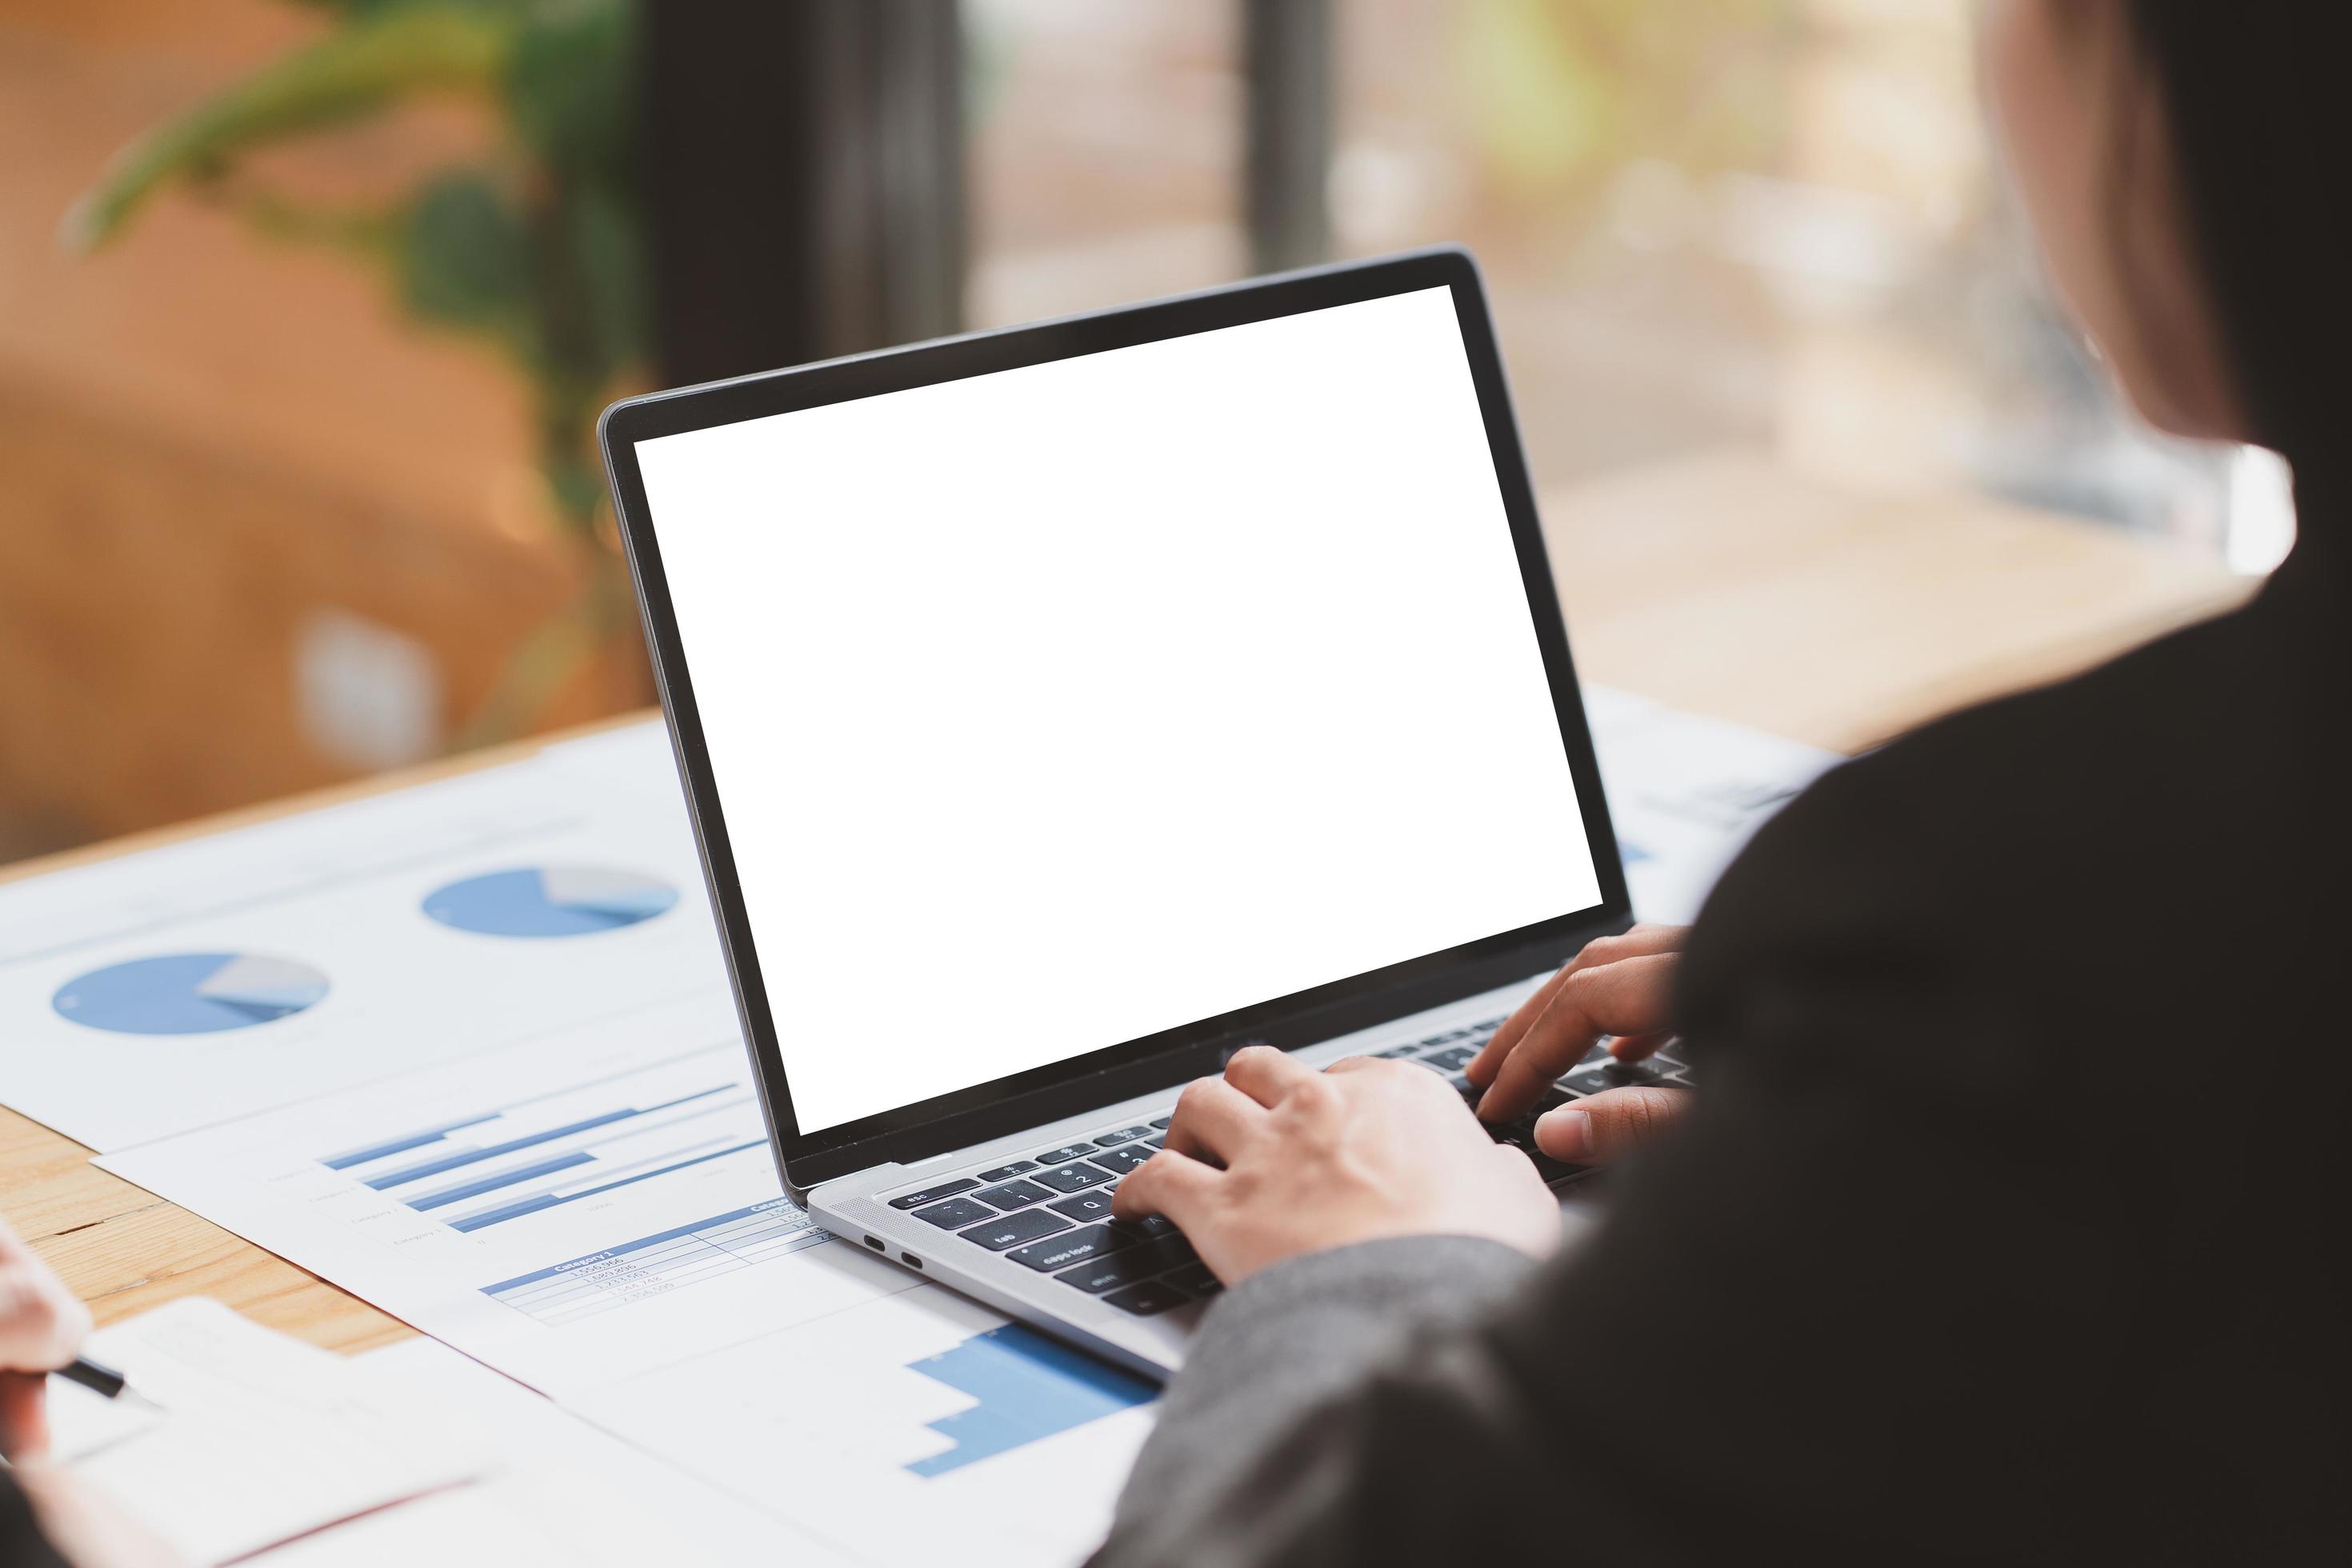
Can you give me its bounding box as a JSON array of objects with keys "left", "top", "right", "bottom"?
[
  {"left": 52, "top": 953, "right": 330, "bottom": 1035},
  {"left": 423, "top": 866, "right": 681, "bottom": 938}
]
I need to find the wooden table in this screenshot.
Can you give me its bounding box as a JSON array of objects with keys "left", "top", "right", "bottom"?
[{"left": 0, "top": 449, "right": 2252, "bottom": 1351}]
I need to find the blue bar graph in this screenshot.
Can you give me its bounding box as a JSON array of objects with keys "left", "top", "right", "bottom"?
[
  {"left": 904, "top": 1325, "right": 1156, "bottom": 1478},
  {"left": 408, "top": 1150, "right": 598, "bottom": 1211},
  {"left": 448, "top": 1138, "right": 767, "bottom": 1233},
  {"left": 360, "top": 1086, "right": 731, "bottom": 1190},
  {"left": 318, "top": 1114, "right": 502, "bottom": 1170},
  {"left": 478, "top": 1198, "right": 822, "bottom": 1326},
  {"left": 308, "top": 1043, "right": 818, "bottom": 1333}
]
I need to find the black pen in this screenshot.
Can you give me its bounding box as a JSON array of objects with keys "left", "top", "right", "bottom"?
[{"left": 51, "top": 1354, "right": 160, "bottom": 1410}]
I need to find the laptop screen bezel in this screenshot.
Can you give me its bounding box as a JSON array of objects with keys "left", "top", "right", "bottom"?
[{"left": 599, "top": 247, "right": 1634, "bottom": 1190}]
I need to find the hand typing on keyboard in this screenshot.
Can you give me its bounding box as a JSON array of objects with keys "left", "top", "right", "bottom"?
[
  {"left": 1110, "top": 1046, "right": 1562, "bottom": 1286},
  {"left": 1468, "top": 923, "right": 1694, "bottom": 1165}
]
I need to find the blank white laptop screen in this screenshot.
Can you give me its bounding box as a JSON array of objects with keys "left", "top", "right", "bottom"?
[{"left": 634, "top": 285, "right": 1602, "bottom": 1134}]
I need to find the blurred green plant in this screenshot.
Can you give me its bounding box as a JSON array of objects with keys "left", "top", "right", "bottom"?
[
  {"left": 1455, "top": 0, "right": 1795, "bottom": 205},
  {"left": 66, "top": 0, "right": 646, "bottom": 750}
]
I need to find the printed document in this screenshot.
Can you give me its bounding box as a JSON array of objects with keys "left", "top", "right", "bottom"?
[
  {"left": 99, "top": 991, "right": 913, "bottom": 1398},
  {"left": 45, "top": 1298, "right": 491, "bottom": 1565},
  {"left": 0, "top": 724, "right": 726, "bottom": 1151}
]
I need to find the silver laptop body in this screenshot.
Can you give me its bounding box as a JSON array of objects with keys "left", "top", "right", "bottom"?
[{"left": 602, "top": 248, "right": 1646, "bottom": 1380}]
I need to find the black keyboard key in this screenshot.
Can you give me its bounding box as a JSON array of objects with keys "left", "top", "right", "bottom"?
[
  {"left": 1094, "top": 1126, "right": 1151, "bottom": 1147},
  {"left": 1372, "top": 1044, "right": 1421, "bottom": 1058},
  {"left": 889, "top": 1179, "right": 979, "bottom": 1211},
  {"left": 964, "top": 1208, "right": 1071, "bottom": 1250},
  {"left": 1532, "top": 1153, "right": 1590, "bottom": 1185},
  {"left": 1105, "top": 1279, "right": 1190, "bottom": 1316},
  {"left": 913, "top": 1197, "right": 994, "bottom": 1230},
  {"left": 1422, "top": 1046, "right": 1476, "bottom": 1070},
  {"left": 1109, "top": 1211, "right": 1181, "bottom": 1242},
  {"left": 1149, "top": 1116, "right": 1172, "bottom": 1130},
  {"left": 1050, "top": 1190, "right": 1119, "bottom": 1224},
  {"left": 1164, "top": 1262, "right": 1223, "bottom": 1297},
  {"left": 1576, "top": 1058, "right": 1685, "bottom": 1093},
  {"left": 1033, "top": 1162, "right": 1115, "bottom": 1194},
  {"left": 974, "top": 1160, "right": 1038, "bottom": 1182},
  {"left": 1055, "top": 1256, "right": 1145, "bottom": 1294},
  {"left": 1091, "top": 1146, "right": 1155, "bottom": 1176},
  {"left": 1054, "top": 1234, "right": 1197, "bottom": 1294},
  {"left": 1494, "top": 1120, "right": 1541, "bottom": 1152},
  {"left": 1034, "top": 1143, "right": 1097, "bottom": 1165},
  {"left": 973, "top": 1179, "right": 1052, "bottom": 1210},
  {"left": 1008, "top": 1223, "right": 1135, "bottom": 1273}
]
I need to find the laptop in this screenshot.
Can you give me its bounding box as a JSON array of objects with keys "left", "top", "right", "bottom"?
[{"left": 599, "top": 247, "right": 1678, "bottom": 1379}]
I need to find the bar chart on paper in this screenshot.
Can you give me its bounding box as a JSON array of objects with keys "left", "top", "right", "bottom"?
[
  {"left": 102, "top": 999, "right": 913, "bottom": 1396},
  {"left": 902, "top": 1323, "right": 1156, "bottom": 1478},
  {"left": 570, "top": 1286, "right": 1160, "bottom": 1568},
  {"left": 314, "top": 1046, "right": 822, "bottom": 1326}
]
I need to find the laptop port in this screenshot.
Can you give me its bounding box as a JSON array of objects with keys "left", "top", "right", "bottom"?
[
  {"left": 864, "top": 1235, "right": 885, "bottom": 1251},
  {"left": 900, "top": 1253, "right": 923, "bottom": 1270}
]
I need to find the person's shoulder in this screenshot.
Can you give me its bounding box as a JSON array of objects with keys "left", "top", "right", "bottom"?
[{"left": 1684, "top": 601, "right": 2292, "bottom": 1020}]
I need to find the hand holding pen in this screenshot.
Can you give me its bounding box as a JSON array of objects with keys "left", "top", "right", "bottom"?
[{"left": 0, "top": 1211, "right": 93, "bottom": 1461}]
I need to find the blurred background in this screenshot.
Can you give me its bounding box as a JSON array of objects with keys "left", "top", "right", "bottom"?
[{"left": 0, "top": 0, "right": 2292, "bottom": 866}]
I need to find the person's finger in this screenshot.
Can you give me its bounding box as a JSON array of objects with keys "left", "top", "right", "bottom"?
[
  {"left": 1221, "top": 1044, "right": 1316, "bottom": 1107},
  {"left": 1159, "top": 1076, "right": 1268, "bottom": 1165},
  {"left": 1477, "top": 954, "right": 1680, "bottom": 1123},
  {"left": 1468, "top": 962, "right": 1577, "bottom": 1087},
  {"left": 1535, "top": 1085, "right": 1692, "bottom": 1164},
  {"left": 0, "top": 1371, "right": 47, "bottom": 1461},
  {"left": 0, "top": 1261, "right": 90, "bottom": 1372},
  {"left": 1111, "top": 1148, "right": 1221, "bottom": 1228},
  {"left": 1466, "top": 926, "right": 1687, "bottom": 1088},
  {"left": 1604, "top": 1030, "right": 1673, "bottom": 1063}
]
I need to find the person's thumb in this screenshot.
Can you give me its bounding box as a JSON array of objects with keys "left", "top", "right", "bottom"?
[
  {"left": 0, "top": 1261, "right": 91, "bottom": 1371},
  {"left": 1534, "top": 1086, "right": 1692, "bottom": 1164}
]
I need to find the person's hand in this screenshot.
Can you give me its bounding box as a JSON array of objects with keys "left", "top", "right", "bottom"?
[
  {"left": 1467, "top": 923, "right": 1694, "bottom": 1165},
  {"left": 8, "top": 1464, "right": 183, "bottom": 1568},
  {"left": 1112, "top": 1046, "right": 1562, "bottom": 1285},
  {"left": 1, "top": 1213, "right": 91, "bottom": 1461}
]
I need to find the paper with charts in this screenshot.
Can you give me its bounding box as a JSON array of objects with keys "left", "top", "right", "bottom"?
[
  {"left": 0, "top": 723, "right": 726, "bottom": 1151},
  {"left": 98, "top": 1000, "right": 1162, "bottom": 1564},
  {"left": 570, "top": 1284, "right": 1160, "bottom": 1568},
  {"left": 99, "top": 989, "right": 909, "bottom": 1398}
]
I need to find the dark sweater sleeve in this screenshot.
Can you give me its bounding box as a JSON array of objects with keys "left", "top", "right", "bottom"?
[
  {"left": 1102, "top": 1234, "right": 1535, "bottom": 1566},
  {"left": 0, "top": 1472, "right": 70, "bottom": 1568},
  {"left": 1090, "top": 760, "right": 2156, "bottom": 1568}
]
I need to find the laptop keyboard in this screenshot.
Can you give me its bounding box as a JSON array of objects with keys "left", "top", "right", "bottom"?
[{"left": 879, "top": 1016, "right": 1697, "bottom": 1317}]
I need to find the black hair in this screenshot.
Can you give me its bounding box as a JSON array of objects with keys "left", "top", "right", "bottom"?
[{"left": 2127, "top": 4, "right": 2352, "bottom": 469}]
